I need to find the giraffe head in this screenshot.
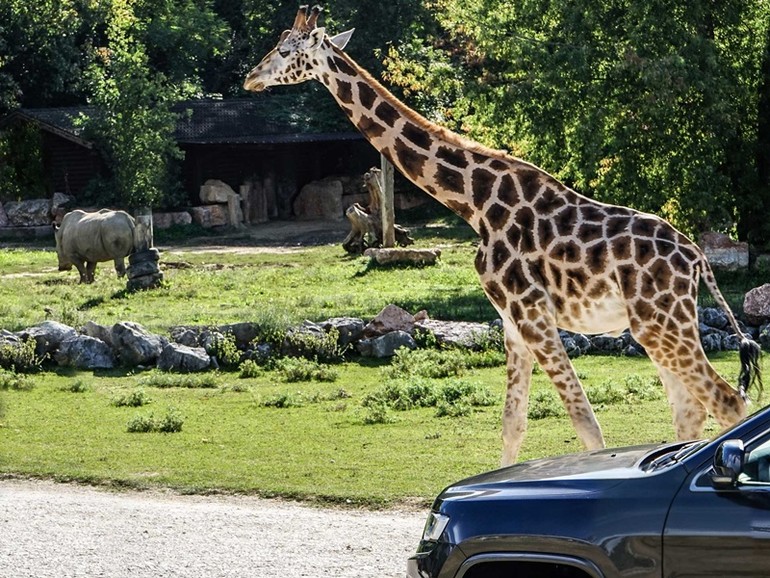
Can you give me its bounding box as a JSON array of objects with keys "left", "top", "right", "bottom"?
[{"left": 243, "top": 5, "right": 354, "bottom": 92}]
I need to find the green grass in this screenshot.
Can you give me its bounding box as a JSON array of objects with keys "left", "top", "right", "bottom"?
[
  {"left": 0, "top": 223, "right": 766, "bottom": 507},
  {"left": 0, "top": 353, "right": 760, "bottom": 506}
]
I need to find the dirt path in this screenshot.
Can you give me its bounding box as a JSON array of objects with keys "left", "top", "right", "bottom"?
[{"left": 0, "top": 478, "right": 426, "bottom": 578}]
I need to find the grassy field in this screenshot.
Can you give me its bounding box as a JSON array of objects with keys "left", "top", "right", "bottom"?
[{"left": 0, "top": 221, "right": 766, "bottom": 507}]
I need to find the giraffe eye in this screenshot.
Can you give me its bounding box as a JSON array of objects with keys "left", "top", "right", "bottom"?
[{"left": 278, "top": 48, "right": 290, "bottom": 58}]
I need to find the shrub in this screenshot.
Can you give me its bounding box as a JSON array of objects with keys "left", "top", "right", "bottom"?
[
  {"left": 362, "top": 399, "right": 396, "bottom": 425},
  {"left": 112, "top": 389, "right": 151, "bottom": 407},
  {"left": 261, "top": 392, "right": 304, "bottom": 408},
  {"left": 211, "top": 333, "right": 241, "bottom": 368},
  {"left": 284, "top": 327, "right": 346, "bottom": 364},
  {"left": 0, "top": 337, "right": 43, "bottom": 373},
  {"left": 63, "top": 380, "right": 88, "bottom": 393},
  {"left": 126, "top": 407, "right": 184, "bottom": 433},
  {"left": 363, "top": 378, "right": 496, "bottom": 417},
  {"left": 139, "top": 371, "right": 218, "bottom": 389},
  {"left": 0, "top": 368, "right": 33, "bottom": 391},
  {"left": 276, "top": 357, "right": 338, "bottom": 383},
  {"left": 239, "top": 359, "right": 261, "bottom": 378},
  {"left": 528, "top": 390, "right": 564, "bottom": 420}
]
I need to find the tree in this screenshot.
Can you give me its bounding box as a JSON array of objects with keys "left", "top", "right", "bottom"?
[
  {"left": 383, "top": 0, "right": 770, "bottom": 244},
  {"left": 80, "top": 0, "right": 183, "bottom": 209}
]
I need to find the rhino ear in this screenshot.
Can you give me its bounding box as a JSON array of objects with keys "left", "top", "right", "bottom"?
[{"left": 330, "top": 29, "right": 354, "bottom": 50}]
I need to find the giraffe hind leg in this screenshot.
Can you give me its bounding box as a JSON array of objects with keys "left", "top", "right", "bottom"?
[{"left": 655, "top": 364, "right": 707, "bottom": 441}]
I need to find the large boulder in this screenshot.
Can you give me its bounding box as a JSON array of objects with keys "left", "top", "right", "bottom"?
[
  {"left": 190, "top": 205, "right": 228, "bottom": 228},
  {"left": 157, "top": 343, "right": 211, "bottom": 372},
  {"left": 4, "top": 199, "right": 51, "bottom": 226},
  {"left": 17, "top": 321, "right": 78, "bottom": 357},
  {"left": 744, "top": 283, "right": 770, "bottom": 326},
  {"left": 362, "top": 304, "right": 416, "bottom": 338},
  {"left": 218, "top": 322, "right": 261, "bottom": 350},
  {"left": 0, "top": 203, "right": 8, "bottom": 227},
  {"left": 200, "top": 179, "right": 236, "bottom": 204},
  {"left": 82, "top": 321, "right": 114, "bottom": 347},
  {"left": 357, "top": 330, "right": 417, "bottom": 358},
  {"left": 415, "top": 319, "right": 495, "bottom": 348},
  {"left": 293, "top": 178, "right": 344, "bottom": 221},
  {"left": 153, "top": 211, "right": 192, "bottom": 230},
  {"left": 698, "top": 232, "right": 749, "bottom": 271},
  {"left": 55, "top": 335, "right": 115, "bottom": 369},
  {"left": 111, "top": 321, "right": 163, "bottom": 366},
  {"left": 320, "top": 317, "right": 365, "bottom": 347}
]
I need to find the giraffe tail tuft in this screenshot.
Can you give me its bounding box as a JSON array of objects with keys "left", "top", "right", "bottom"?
[{"left": 739, "top": 338, "right": 763, "bottom": 402}]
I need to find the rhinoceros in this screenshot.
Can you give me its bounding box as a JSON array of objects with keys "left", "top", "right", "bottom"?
[{"left": 54, "top": 209, "right": 137, "bottom": 284}]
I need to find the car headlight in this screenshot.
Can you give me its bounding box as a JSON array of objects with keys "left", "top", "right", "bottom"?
[{"left": 422, "top": 511, "right": 450, "bottom": 542}]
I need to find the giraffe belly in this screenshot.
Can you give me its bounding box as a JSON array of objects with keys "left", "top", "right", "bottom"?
[{"left": 555, "top": 292, "right": 630, "bottom": 337}]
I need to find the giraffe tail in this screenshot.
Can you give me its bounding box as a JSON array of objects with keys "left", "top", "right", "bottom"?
[{"left": 699, "top": 254, "right": 763, "bottom": 401}]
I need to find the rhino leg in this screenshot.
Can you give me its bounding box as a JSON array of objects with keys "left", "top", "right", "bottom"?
[
  {"left": 114, "top": 258, "right": 126, "bottom": 278},
  {"left": 85, "top": 262, "right": 97, "bottom": 284},
  {"left": 71, "top": 260, "right": 88, "bottom": 284}
]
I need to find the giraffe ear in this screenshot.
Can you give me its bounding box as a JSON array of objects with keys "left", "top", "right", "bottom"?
[{"left": 330, "top": 29, "right": 354, "bottom": 50}]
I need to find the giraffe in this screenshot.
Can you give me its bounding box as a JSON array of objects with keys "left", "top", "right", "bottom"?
[{"left": 244, "top": 5, "right": 762, "bottom": 465}]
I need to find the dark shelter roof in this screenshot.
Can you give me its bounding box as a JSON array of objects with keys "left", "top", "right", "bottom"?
[{"left": 1, "top": 95, "right": 362, "bottom": 146}]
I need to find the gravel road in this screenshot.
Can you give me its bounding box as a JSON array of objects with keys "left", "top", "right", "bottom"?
[{"left": 0, "top": 479, "right": 427, "bottom": 578}]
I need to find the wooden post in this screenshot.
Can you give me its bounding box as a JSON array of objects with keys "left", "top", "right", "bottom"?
[{"left": 380, "top": 154, "right": 395, "bottom": 247}]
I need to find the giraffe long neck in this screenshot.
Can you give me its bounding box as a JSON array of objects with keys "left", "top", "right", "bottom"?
[{"left": 317, "top": 43, "right": 552, "bottom": 234}]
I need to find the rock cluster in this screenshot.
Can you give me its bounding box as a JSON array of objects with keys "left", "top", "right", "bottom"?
[{"left": 1, "top": 304, "right": 768, "bottom": 374}]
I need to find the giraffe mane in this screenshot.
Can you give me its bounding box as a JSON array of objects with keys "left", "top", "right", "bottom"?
[{"left": 329, "top": 42, "right": 563, "bottom": 187}]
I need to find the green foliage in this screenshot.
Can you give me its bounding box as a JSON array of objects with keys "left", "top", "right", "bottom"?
[
  {"left": 284, "top": 328, "right": 346, "bottom": 364},
  {"left": 111, "top": 389, "right": 152, "bottom": 407},
  {"left": 238, "top": 359, "right": 262, "bottom": 379},
  {"left": 275, "top": 357, "right": 338, "bottom": 383},
  {"left": 63, "top": 380, "right": 88, "bottom": 393},
  {"left": 126, "top": 407, "right": 184, "bottom": 433},
  {"left": 0, "top": 337, "right": 43, "bottom": 373},
  {"left": 139, "top": 371, "right": 218, "bottom": 389},
  {"left": 363, "top": 377, "right": 496, "bottom": 418},
  {"left": 383, "top": 0, "right": 770, "bottom": 243},
  {"left": 0, "top": 124, "right": 47, "bottom": 201},
  {"left": 0, "top": 368, "right": 33, "bottom": 391},
  {"left": 79, "top": 0, "right": 183, "bottom": 208},
  {"left": 528, "top": 390, "right": 565, "bottom": 420},
  {"left": 386, "top": 346, "right": 505, "bottom": 380},
  {"left": 211, "top": 333, "right": 241, "bottom": 369}
]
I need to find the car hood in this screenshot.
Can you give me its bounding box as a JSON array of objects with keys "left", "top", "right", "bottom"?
[{"left": 438, "top": 443, "right": 683, "bottom": 502}]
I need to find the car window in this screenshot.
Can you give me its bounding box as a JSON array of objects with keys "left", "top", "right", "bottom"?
[{"left": 739, "top": 438, "right": 770, "bottom": 485}]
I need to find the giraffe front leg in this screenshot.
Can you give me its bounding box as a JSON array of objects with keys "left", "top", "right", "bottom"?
[
  {"left": 518, "top": 318, "right": 605, "bottom": 452},
  {"left": 654, "top": 364, "right": 707, "bottom": 441},
  {"left": 500, "top": 322, "right": 535, "bottom": 466}
]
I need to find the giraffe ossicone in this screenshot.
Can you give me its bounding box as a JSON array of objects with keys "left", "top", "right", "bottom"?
[{"left": 245, "top": 5, "right": 762, "bottom": 465}]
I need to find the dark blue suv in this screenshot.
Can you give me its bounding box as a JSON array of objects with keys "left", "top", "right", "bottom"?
[{"left": 408, "top": 404, "right": 770, "bottom": 578}]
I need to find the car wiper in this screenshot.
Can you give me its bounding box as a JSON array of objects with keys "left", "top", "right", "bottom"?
[{"left": 647, "top": 441, "right": 706, "bottom": 470}]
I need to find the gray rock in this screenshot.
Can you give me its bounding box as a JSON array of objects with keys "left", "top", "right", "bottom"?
[
  {"left": 699, "top": 231, "right": 749, "bottom": 271},
  {"left": 744, "top": 283, "right": 770, "bottom": 326},
  {"left": 218, "top": 322, "right": 261, "bottom": 349},
  {"left": 55, "top": 336, "right": 114, "bottom": 369},
  {"left": 364, "top": 247, "right": 441, "bottom": 266},
  {"left": 4, "top": 199, "right": 51, "bottom": 226},
  {"left": 700, "top": 307, "right": 730, "bottom": 330},
  {"left": 590, "top": 334, "right": 624, "bottom": 353},
  {"left": 722, "top": 334, "right": 744, "bottom": 351},
  {"left": 157, "top": 343, "right": 211, "bottom": 372},
  {"left": 17, "top": 321, "right": 78, "bottom": 357},
  {"left": 701, "top": 333, "right": 723, "bottom": 352},
  {"left": 170, "top": 326, "right": 201, "bottom": 347},
  {"left": 561, "top": 336, "right": 581, "bottom": 358},
  {"left": 320, "top": 317, "right": 365, "bottom": 347},
  {"left": 200, "top": 179, "right": 236, "bottom": 204},
  {"left": 293, "top": 178, "right": 344, "bottom": 221},
  {"left": 0, "top": 329, "right": 20, "bottom": 346},
  {"left": 111, "top": 321, "right": 163, "bottom": 366},
  {"left": 760, "top": 324, "right": 770, "bottom": 351},
  {"left": 357, "top": 330, "right": 416, "bottom": 358},
  {"left": 363, "top": 304, "right": 415, "bottom": 338},
  {"left": 416, "top": 319, "right": 497, "bottom": 349},
  {"left": 82, "top": 321, "right": 113, "bottom": 348}
]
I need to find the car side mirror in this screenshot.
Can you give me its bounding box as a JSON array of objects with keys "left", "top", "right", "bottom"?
[{"left": 710, "top": 439, "right": 745, "bottom": 490}]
